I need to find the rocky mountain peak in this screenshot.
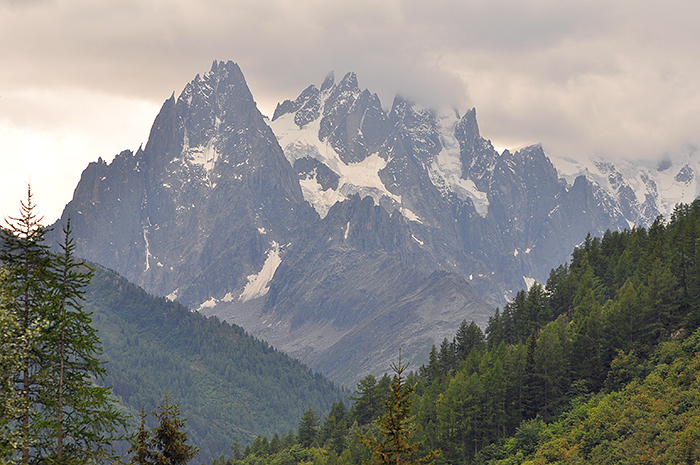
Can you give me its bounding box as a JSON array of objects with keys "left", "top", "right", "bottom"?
[
  {"left": 455, "top": 107, "right": 480, "bottom": 148},
  {"left": 271, "top": 84, "right": 320, "bottom": 123},
  {"left": 143, "top": 60, "right": 269, "bottom": 178},
  {"left": 338, "top": 71, "right": 358, "bottom": 91},
  {"left": 56, "top": 59, "right": 309, "bottom": 308},
  {"left": 320, "top": 71, "right": 335, "bottom": 92},
  {"left": 184, "top": 60, "right": 253, "bottom": 103},
  {"left": 388, "top": 97, "right": 442, "bottom": 160},
  {"left": 454, "top": 108, "right": 498, "bottom": 188}
]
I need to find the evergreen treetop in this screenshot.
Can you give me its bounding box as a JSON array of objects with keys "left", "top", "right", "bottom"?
[{"left": 362, "top": 352, "right": 440, "bottom": 465}]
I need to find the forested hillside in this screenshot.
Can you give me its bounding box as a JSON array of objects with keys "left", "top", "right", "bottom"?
[
  {"left": 413, "top": 200, "right": 700, "bottom": 463},
  {"left": 214, "top": 201, "right": 700, "bottom": 464},
  {"left": 85, "top": 264, "right": 344, "bottom": 463}
]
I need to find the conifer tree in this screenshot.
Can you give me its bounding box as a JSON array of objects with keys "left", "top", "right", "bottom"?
[
  {"left": 36, "top": 219, "right": 127, "bottom": 464},
  {"left": 269, "top": 433, "right": 280, "bottom": 454},
  {"left": 0, "top": 269, "right": 39, "bottom": 462},
  {"left": 297, "top": 407, "right": 320, "bottom": 448},
  {"left": 423, "top": 345, "right": 439, "bottom": 383},
  {"left": 2, "top": 190, "right": 126, "bottom": 463},
  {"left": 229, "top": 438, "right": 243, "bottom": 460},
  {"left": 151, "top": 395, "right": 199, "bottom": 465},
  {"left": 319, "top": 401, "right": 348, "bottom": 454},
  {"left": 0, "top": 288, "right": 21, "bottom": 460},
  {"left": 363, "top": 352, "right": 440, "bottom": 465},
  {"left": 522, "top": 331, "right": 542, "bottom": 420},
  {"left": 1, "top": 186, "right": 54, "bottom": 464},
  {"left": 130, "top": 395, "right": 199, "bottom": 465},
  {"left": 455, "top": 320, "right": 485, "bottom": 356},
  {"left": 350, "top": 374, "right": 381, "bottom": 425},
  {"left": 129, "top": 408, "right": 154, "bottom": 465}
]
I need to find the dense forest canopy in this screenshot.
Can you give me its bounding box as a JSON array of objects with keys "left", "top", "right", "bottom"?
[{"left": 86, "top": 263, "right": 344, "bottom": 461}]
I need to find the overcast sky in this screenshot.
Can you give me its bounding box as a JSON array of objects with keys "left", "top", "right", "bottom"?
[{"left": 1, "top": 0, "right": 699, "bottom": 224}]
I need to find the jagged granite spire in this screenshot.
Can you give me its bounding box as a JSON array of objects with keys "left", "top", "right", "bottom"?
[{"left": 55, "top": 60, "right": 313, "bottom": 306}]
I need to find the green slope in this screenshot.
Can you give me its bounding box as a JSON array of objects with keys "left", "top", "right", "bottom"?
[
  {"left": 519, "top": 335, "right": 700, "bottom": 464},
  {"left": 85, "top": 264, "right": 344, "bottom": 462},
  {"left": 409, "top": 201, "right": 700, "bottom": 464}
]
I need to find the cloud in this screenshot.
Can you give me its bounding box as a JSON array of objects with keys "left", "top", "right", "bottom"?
[
  {"left": 1, "top": 0, "right": 700, "bottom": 219},
  {"left": 0, "top": 89, "right": 159, "bottom": 222}
]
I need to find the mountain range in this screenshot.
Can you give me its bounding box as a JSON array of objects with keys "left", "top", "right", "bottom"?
[{"left": 50, "top": 60, "right": 700, "bottom": 385}]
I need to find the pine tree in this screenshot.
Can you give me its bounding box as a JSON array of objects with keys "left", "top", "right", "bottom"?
[
  {"left": 1, "top": 186, "right": 54, "bottom": 464},
  {"left": 423, "top": 345, "right": 439, "bottom": 383},
  {"left": 269, "top": 433, "right": 281, "bottom": 454},
  {"left": 229, "top": 438, "right": 243, "bottom": 460},
  {"left": 129, "top": 408, "right": 154, "bottom": 465},
  {"left": 437, "top": 338, "right": 455, "bottom": 376},
  {"left": 363, "top": 352, "right": 440, "bottom": 465},
  {"left": 319, "top": 401, "right": 348, "bottom": 454},
  {"left": 297, "top": 407, "right": 320, "bottom": 448},
  {"left": 0, "top": 288, "right": 21, "bottom": 460},
  {"left": 36, "top": 219, "right": 127, "bottom": 464},
  {"left": 350, "top": 374, "right": 381, "bottom": 425},
  {"left": 522, "top": 331, "right": 542, "bottom": 421},
  {"left": 127, "top": 399, "right": 199, "bottom": 465},
  {"left": 454, "top": 320, "right": 485, "bottom": 362},
  {"left": 2, "top": 191, "right": 126, "bottom": 463}
]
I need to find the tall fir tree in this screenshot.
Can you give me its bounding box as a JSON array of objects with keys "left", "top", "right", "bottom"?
[
  {"left": 129, "top": 408, "right": 154, "bottom": 465},
  {"left": 454, "top": 320, "right": 485, "bottom": 362},
  {"left": 0, "top": 186, "right": 53, "bottom": 464},
  {"left": 150, "top": 396, "right": 199, "bottom": 465},
  {"left": 297, "top": 407, "right": 320, "bottom": 448},
  {"left": 350, "top": 374, "right": 381, "bottom": 425},
  {"left": 1, "top": 190, "right": 126, "bottom": 463},
  {"left": 36, "top": 219, "right": 127, "bottom": 464},
  {"left": 319, "top": 401, "right": 348, "bottom": 454},
  {"left": 129, "top": 396, "right": 199, "bottom": 465},
  {"left": 363, "top": 352, "right": 440, "bottom": 465}
]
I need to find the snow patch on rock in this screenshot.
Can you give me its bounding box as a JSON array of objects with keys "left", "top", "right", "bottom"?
[
  {"left": 299, "top": 175, "right": 348, "bottom": 218},
  {"left": 181, "top": 122, "right": 221, "bottom": 185},
  {"left": 271, "top": 97, "right": 401, "bottom": 218},
  {"left": 239, "top": 242, "right": 282, "bottom": 302},
  {"left": 400, "top": 207, "right": 423, "bottom": 223},
  {"left": 198, "top": 297, "right": 218, "bottom": 310},
  {"left": 430, "top": 112, "right": 490, "bottom": 217},
  {"left": 143, "top": 228, "right": 152, "bottom": 271},
  {"left": 523, "top": 276, "right": 536, "bottom": 290}
]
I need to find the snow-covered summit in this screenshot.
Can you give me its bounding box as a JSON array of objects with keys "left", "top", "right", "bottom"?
[
  {"left": 269, "top": 74, "right": 494, "bottom": 221},
  {"left": 549, "top": 147, "right": 700, "bottom": 226},
  {"left": 271, "top": 97, "right": 398, "bottom": 218}
]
